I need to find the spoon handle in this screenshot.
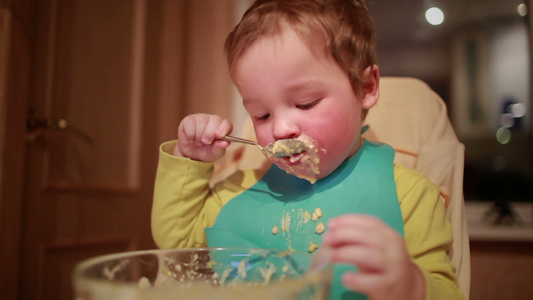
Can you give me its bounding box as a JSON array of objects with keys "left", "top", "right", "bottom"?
[{"left": 219, "top": 135, "right": 258, "bottom": 146}]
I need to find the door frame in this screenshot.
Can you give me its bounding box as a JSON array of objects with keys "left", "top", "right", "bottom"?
[{"left": 0, "top": 2, "right": 32, "bottom": 299}]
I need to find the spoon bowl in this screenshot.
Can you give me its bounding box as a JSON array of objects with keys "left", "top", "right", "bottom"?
[
  {"left": 221, "top": 136, "right": 308, "bottom": 158},
  {"left": 264, "top": 139, "right": 309, "bottom": 157}
]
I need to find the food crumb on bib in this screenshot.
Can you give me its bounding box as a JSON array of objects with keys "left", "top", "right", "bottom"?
[
  {"left": 312, "top": 207, "right": 323, "bottom": 221},
  {"left": 138, "top": 277, "right": 150, "bottom": 288},
  {"left": 303, "top": 210, "right": 311, "bottom": 222},
  {"left": 315, "top": 222, "right": 325, "bottom": 234}
]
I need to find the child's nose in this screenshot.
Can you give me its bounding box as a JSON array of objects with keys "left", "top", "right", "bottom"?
[{"left": 272, "top": 117, "right": 300, "bottom": 140}]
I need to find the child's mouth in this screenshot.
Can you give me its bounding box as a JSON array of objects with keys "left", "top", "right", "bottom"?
[
  {"left": 270, "top": 135, "right": 322, "bottom": 184},
  {"left": 284, "top": 152, "right": 306, "bottom": 165}
]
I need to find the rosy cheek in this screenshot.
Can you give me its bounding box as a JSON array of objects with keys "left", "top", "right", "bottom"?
[{"left": 252, "top": 126, "right": 268, "bottom": 144}]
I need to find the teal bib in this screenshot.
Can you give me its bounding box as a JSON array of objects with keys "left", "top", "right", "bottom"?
[{"left": 206, "top": 141, "right": 404, "bottom": 299}]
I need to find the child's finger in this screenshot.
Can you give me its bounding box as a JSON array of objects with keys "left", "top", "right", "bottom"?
[
  {"left": 202, "top": 115, "right": 232, "bottom": 144},
  {"left": 193, "top": 114, "right": 213, "bottom": 144},
  {"left": 330, "top": 245, "right": 387, "bottom": 273},
  {"left": 324, "top": 225, "right": 397, "bottom": 252},
  {"left": 326, "top": 215, "right": 403, "bottom": 248},
  {"left": 328, "top": 214, "right": 385, "bottom": 230},
  {"left": 179, "top": 116, "right": 201, "bottom": 144},
  {"left": 324, "top": 227, "right": 381, "bottom": 247},
  {"left": 341, "top": 271, "right": 385, "bottom": 297},
  {"left": 216, "top": 118, "right": 233, "bottom": 139}
]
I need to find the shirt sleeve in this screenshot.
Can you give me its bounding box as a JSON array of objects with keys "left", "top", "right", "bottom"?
[
  {"left": 151, "top": 141, "right": 225, "bottom": 248},
  {"left": 395, "top": 165, "right": 464, "bottom": 300},
  {"left": 151, "top": 140, "right": 264, "bottom": 249}
]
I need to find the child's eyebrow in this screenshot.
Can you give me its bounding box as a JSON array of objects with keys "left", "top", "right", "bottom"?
[
  {"left": 284, "top": 80, "right": 325, "bottom": 94},
  {"left": 241, "top": 80, "right": 326, "bottom": 105}
]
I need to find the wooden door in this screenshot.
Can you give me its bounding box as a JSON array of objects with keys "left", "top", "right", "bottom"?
[
  {"left": 1, "top": 0, "right": 236, "bottom": 298},
  {"left": 19, "top": 0, "right": 160, "bottom": 299}
]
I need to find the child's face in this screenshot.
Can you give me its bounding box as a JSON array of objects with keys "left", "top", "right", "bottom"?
[{"left": 233, "top": 28, "right": 378, "bottom": 181}]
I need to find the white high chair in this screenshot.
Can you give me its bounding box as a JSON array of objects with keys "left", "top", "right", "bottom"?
[{"left": 212, "top": 77, "right": 471, "bottom": 299}]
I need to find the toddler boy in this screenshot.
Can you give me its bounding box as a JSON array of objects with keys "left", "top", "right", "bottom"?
[{"left": 152, "top": 1, "right": 462, "bottom": 299}]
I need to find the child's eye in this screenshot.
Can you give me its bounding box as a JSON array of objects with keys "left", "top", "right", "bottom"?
[
  {"left": 297, "top": 100, "right": 319, "bottom": 110},
  {"left": 255, "top": 113, "right": 270, "bottom": 121}
]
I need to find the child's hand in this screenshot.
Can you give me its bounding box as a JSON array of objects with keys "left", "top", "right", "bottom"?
[
  {"left": 323, "top": 214, "right": 425, "bottom": 300},
  {"left": 174, "top": 113, "right": 232, "bottom": 162}
]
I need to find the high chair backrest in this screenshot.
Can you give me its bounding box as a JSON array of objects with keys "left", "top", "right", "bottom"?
[
  {"left": 212, "top": 77, "right": 470, "bottom": 299},
  {"left": 364, "top": 77, "right": 470, "bottom": 299}
]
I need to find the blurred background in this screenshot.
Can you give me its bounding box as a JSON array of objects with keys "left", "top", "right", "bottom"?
[
  {"left": 0, "top": 0, "right": 531, "bottom": 299},
  {"left": 369, "top": 0, "right": 532, "bottom": 206},
  {"left": 368, "top": 3, "right": 533, "bottom": 298}
]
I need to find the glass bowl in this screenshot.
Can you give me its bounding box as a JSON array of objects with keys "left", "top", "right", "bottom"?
[{"left": 73, "top": 248, "right": 331, "bottom": 300}]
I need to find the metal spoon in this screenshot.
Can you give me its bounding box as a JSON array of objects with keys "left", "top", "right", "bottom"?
[{"left": 220, "top": 135, "right": 308, "bottom": 157}]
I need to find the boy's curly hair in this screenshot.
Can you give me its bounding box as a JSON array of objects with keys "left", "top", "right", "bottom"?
[{"left": 225, "top": 0, "right": 377, "bottom": 96}]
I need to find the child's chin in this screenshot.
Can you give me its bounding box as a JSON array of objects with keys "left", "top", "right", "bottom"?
[{"left": 273, "top": 160, "right": 320, "bottom": 184}]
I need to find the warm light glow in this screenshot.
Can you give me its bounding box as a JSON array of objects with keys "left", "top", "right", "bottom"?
[
  {"left": 500, "top": 113, "right": 515, "bottom": 128},
  {"left": 425, "top": 7, "right": 445, "bottom": 26},
  {"left": 518, "top": 3, "right": 528, "bottom": 17},
  {"left": 496, "top": 127, "right": 511, "bottom": 144},
  {"left": 510, "top": 103, "right": 526, "bottom": 118}
]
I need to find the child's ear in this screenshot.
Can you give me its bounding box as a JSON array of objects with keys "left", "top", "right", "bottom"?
[{"left": 361, "top": 64, "right": 380, "bottom": 109}]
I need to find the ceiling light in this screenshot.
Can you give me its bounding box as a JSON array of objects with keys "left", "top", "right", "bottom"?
[{"left": 425, "top": 7, "right": 445, "bottom": 26}]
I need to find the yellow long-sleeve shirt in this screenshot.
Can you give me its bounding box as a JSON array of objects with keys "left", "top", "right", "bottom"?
[{"left": 152, "top": 141, "right": 463, "bottom": 299}]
